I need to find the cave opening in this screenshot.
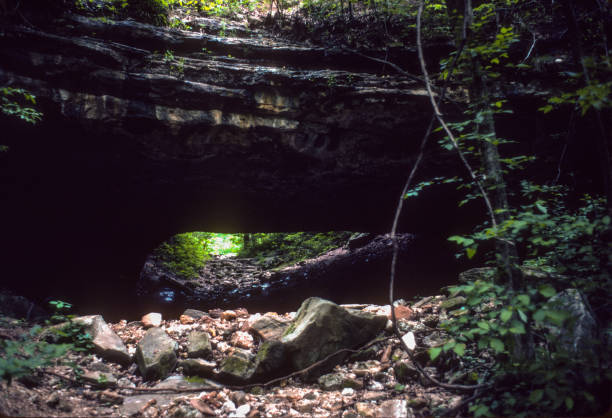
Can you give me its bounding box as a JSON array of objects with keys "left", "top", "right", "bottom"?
[{"left": 71, "top": 230, "right": 463, "bottom": 322}]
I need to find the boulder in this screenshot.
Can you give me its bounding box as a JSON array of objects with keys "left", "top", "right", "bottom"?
[
  {"left": 135, "top": 328, "right": 178, "bottom": 380},
  {"left": 74, "top": 315, "right": 131, "bottom": 366},
  {"left": 249, "top": 313, "right": 291, "bottom": 341},
  {"left": 219, "top": 348, "right": 255, "bottom": 384},
  {"left": 186, "top": 331, "right": 212, "bottom": 358},
  {"left": 251, "top": 340, "right": 287, "bottom": 382},
  {"left": 281, "top": 297, "right": 387, "bottom": 371},
  {"left": 548, "top": 288, "right": 597, "bottom": 354}
]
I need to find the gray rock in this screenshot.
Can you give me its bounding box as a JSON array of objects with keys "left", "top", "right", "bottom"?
[
  {"left": 318, "top": 372, "right": 363, "bottom": 391},
  {"left": 439, "top": 296, "right": 466, "bottom": 310},
  {"left": 187, "top": 331, "right": 212, "bottom": 358},
  {"left": 379, "top": 400, "right": 413, "bottom": 418},
  {"left": 74, "top": 315, "right": 131, "bottom": 366},
  {"left": 135, "top": 327, "right": 178, "bottom": 380},
  {"left": 458, "top": 267, "right": 496, "bottom": 283},
  {"left": 249, "top": 313, "right": 290, "bottom": 341},
  {"left": 548, "top": 288, "right": 597, "bottom": 354},
  {"left": 182, "top": 309, "right": 208, "bottom": 319},
  {"left": 219, "top": 348, "right": 255, "bottom": 384},
  {"left": 281, "top": 297, "right": 387, "bottom": 371},
  {"left": 81, "top": 370, "right": 117, "bottom": 388},
  {"left": 179, "top": 358, "right": 216, "bottom": 377}
]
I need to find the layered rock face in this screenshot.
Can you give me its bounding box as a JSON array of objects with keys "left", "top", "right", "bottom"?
[{"left": 0, "top": 7, "right": 460, "bottom": 299}]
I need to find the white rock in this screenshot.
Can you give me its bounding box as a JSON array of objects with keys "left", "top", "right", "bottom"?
[
  {"left": 222, "top": 400, "right": 236, "bottom": 413},
  {"left": 368, "top": 381, "right": 384, "bottom": 391},
  {"left": 229, "top": 404, "right": 251, "bottom": 417},
  {"left": 341, "top": 388, "right": 355, "bottom": 396},
  {"left": 402, "top": 331, "right": 416, "bottom": 350}
]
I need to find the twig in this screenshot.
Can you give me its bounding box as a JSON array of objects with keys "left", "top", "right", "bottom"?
[
  {"left": 522, "top": 32, "right": 537, "bottom": 63},
  {"left": 341, "top": 46, "right": 424, "bottom": 83},
  {"left": 416, "top": 0, "right": 498, "bottom": 231}
]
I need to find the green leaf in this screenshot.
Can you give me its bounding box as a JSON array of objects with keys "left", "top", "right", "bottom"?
[
  {"left": 546, "top": 310, "right": 569, "bottom": 326},
  {"left": 489, "top": 338, "right": 505, "bottom": 353},
  {"left": 428, "top": 347, "right": 442, "bottom": 361},
  {"left": 443, "top": 340, "right": 456, "bottom": 351},
  {"left": 509, "top": 320, "right": 526, "bottom": 334},
  {"left": 516, "top": 294, "right": 530, "bottom": 306},
  {"left": 533, "top": 309, "right": 546, "bottom": 322},
  {"left": 453, "top": 343, "right": 466, "bottom": 356},
  {"left": 565, "top": 397, "right": 574, "bottom": 411},
  {"left": 500, "top": 309, "right": 512, "bottom": 322},
  {"left": 529, "top": 389, "right": 544, "bottom": 403},
  {"left": 517, "top": 309, "right": 528, "bottom": 323},
  {"left": 477, "top": 321, "right": 490, "bottom": 331},
  {"left": 466, "top": 246, "right": 477, "bottom": 259},
  {"left": 539, "top": 284, "right": 556, "bottom": 298}
]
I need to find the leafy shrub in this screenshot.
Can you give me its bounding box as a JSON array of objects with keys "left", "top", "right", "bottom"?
[
  {"left": 0, "top": 326, "right": 72, "bottom": 384},
  {"left": 239, "top": 231, "right": 351, "bottom": 267},
  {"left": 153, "top": 232, "right": 211, "bottom": 279},
  {"left": 0, "top": 300, "right": 93, "bottom": 384},
  {"left": 0, "top": 87, "right": 42, "bottom": 125}
]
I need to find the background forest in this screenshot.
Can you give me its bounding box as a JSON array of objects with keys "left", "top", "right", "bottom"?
[{"left": 1, "top": 0, "right": 611, "bottom": 416}]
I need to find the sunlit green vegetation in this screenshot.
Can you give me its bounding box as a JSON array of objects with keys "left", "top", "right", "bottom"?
[{"left": 151, "top": 231, "right": 351, "bottom": 279}]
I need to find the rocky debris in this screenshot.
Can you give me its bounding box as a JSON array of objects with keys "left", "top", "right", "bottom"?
[
  {"left": 281, "top": 297, "right": 387, "bottom": 371},
  {"left": 0, "top": 292, "right": 483, "bottom": 417},
  {"left": 187, "top": 330, "right": 212, "bottom": 358},
  {"left": 548, "top": 288, "right": 597, "bottom": 354},
  {"left": 135, "top": 327, "right": 178, "bottom": 380},
  {"left": 73, "top": 315, "right": 131, "bottom": 366},
  {"left": 141, "top": 312, "right": 162, "bottom": 328}
]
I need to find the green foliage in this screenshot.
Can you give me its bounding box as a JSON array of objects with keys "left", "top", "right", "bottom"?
[
  {"left": 162, "top": 49, "right": 186, "bottom": 77},
  {"left": 153, "top": 232, "right": 211, "bottom": 279},
  {"left": 0, "top": 301, "right": 92, "bottom": 384},
  {"left": 435, "top": 273, "right": 608, "bottom": 416},
  {"left": 0, "top": 327, "right": 72, "bottom": 384},
  {"left": 0, "top": 87, "right": 43, "bottom": 125},
  {"left": 239, "top": 231, "right": 351, "bottom": 268},
  {"left": 46, "top": 301, "right": 95, "bottom": 352}
]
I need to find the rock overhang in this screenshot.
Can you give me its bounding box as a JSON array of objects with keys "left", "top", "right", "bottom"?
[{"left": 0, "top": 10, "right": 467, "bottom": 299}]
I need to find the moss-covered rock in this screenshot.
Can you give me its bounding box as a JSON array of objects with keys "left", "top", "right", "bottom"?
[
  {"left": 219, "top": 349, "right": 254, "bottom": 384},
  {"left": 135, "top": 328, "right": 178, "bottom": 381},
  {"left": 281, "top": 297, "right": 387, "bottom": 371}
]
